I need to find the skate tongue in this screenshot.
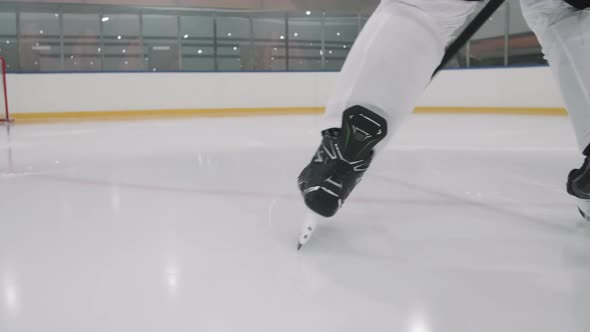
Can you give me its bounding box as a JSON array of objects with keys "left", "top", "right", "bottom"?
[
  {"left": 340, "top": 106, "right": 388, "bottom": 161},
  {"left": 341, "top": 123, "right": 379, "bottom": 161}
]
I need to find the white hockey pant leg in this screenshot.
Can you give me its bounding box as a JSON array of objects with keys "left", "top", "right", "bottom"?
[
  {"left": 322, "top": 0, "right": 478, "bottom": 151},
  {"left": 521, "top": 0, "right": 590, "bottom": 153},
  {"left": 522, "top": 0, "right": 590, "bottom": 218}
]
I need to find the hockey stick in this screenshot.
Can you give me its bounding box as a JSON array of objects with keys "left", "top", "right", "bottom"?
[{"left": 433, "top": 0, "right": 506, "bottom": 76}]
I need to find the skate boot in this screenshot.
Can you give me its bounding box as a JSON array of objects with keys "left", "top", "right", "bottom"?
[
  {"left": 567, "top": 149, "right": 590, "bottom": 221},
  {"left": 298, "top": 106, "right": 387, "bottom": 218}
]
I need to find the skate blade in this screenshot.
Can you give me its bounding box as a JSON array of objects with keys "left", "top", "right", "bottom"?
[
  {"left": 578, "top": 199, "right": 590, "bottom": 222},
  {"left": 297, "top": 212, "right": 319, "bottom": 250}
]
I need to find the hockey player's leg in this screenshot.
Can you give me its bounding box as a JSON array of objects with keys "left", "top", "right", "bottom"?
[
  {"left": 520, "top": 0, "right": 590, "bottom": 220},
  {"left": 298, "top": 0, "right": 478, "bottom": 218}
]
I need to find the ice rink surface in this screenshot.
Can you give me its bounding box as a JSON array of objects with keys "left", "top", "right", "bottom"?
[{"left": 1, "top": 113, "right": 590, "bottom": 332}]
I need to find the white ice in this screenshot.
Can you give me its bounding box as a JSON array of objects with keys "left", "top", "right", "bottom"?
[{"left": 1, "top": 114, "right": 590, "bottom": 332}]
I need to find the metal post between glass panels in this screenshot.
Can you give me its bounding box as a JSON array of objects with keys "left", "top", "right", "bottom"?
[
  {"left": 15, "top": 9, "right": 21, "bottom": 72},
  {"left": 213, "top": 14, "right": 218, "bottom": 72},
  {"left": 177, "top": 15, "right": 182, "bottom": 71},
  {"left": 249, "top": 16, "right": 254, "bottom": 71},
  {"left": 285, "top": 13, "right": 289, "bottom": 71},
  {"left": 139, "top": 10, "right": 145, "bottom": 71},
  {"left": 99, "top": 8, "right": 105, "bottom": 71},
  {"left": 321, "top": 13, "right": 326, "bottom": 70},
  {"left": 59, "top": 7, "right": 64, "bottom": 70},
  {"left": 465, "top": 39, "right": 471, "bottom": 68},
  {"left": 504, "top": 1, "right": 510, "bottom": 67}
]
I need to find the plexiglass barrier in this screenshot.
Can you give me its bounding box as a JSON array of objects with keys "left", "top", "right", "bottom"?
[{"left": 0, "top": 0, "right": 545, "bottom": 73}]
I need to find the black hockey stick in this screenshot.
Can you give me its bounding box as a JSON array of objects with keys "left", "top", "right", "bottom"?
[{"left": 433, "top": 0, "right": 506, "bottom": 76}]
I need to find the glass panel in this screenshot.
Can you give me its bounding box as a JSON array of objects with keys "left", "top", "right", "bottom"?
[
  {"left": 20, "top": 12, "right": 61, "bottom": 72},
  {"left": 288, "top": 15, "right": 322, "bottom": 71},
  {"left": 181, "top": 45, "right": 214, "bottom": 72},
  {"left": 143, "top": 14, "right": 179, "bottom": 71},
  {"left": 324, "top": 16, "right": 358, "bottom": 71},
  {"left": 0, "top": 11, "right": 18, "bottom": 71},
  {"left": 63, "top": 13, "right": 101, "bottom": 71},
  {"left": 217, "top": 15, "right": 251, "bottom": 71},
  {"left": 101, "top": 13, "right": 142, "bottom": 71},
  {"left": 180, "top": 15, "right": 214, "bottom": 71},
  {"left": 0, "top": 3, "right": 553, "bottom": 73},
  {"left": 0, "top": 12, "right": 16, "bottom": 35},
  {"left": 469, "top": 2, "right": 508, "bottom": 67},
  {"left": 252, "top": 15, "right": 286, "bottom": 71},
  {"left": 507, "top": 0, "right": 545, "bottom": 65},
  {"left": 143, "top": 14, "right": 177, "bottom": 37},
  {"left": 217, "top": 46, "right": 243, "bottom": 71},
  {"left": 145, "top": 42, "right": 180, "bottom": 72}
]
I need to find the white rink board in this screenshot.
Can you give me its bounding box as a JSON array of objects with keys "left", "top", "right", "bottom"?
[{"left": 5, "top": 67, "right": 564, "bottom": 115}]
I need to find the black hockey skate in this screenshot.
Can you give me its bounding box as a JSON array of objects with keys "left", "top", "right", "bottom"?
[
  {"left": 298, "top": 106, "right": 387, "bottom": 218},
  {"left": 567, "top": 147, "right": 590, "bottom": 221}
]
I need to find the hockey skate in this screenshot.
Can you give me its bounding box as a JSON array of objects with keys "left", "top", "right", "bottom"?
[
  {"left": 297, "top": 106, "right": 387, "bottom": 218},
  {"left": 567, "top": 150, "right": 590, "bottom": 221}
]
